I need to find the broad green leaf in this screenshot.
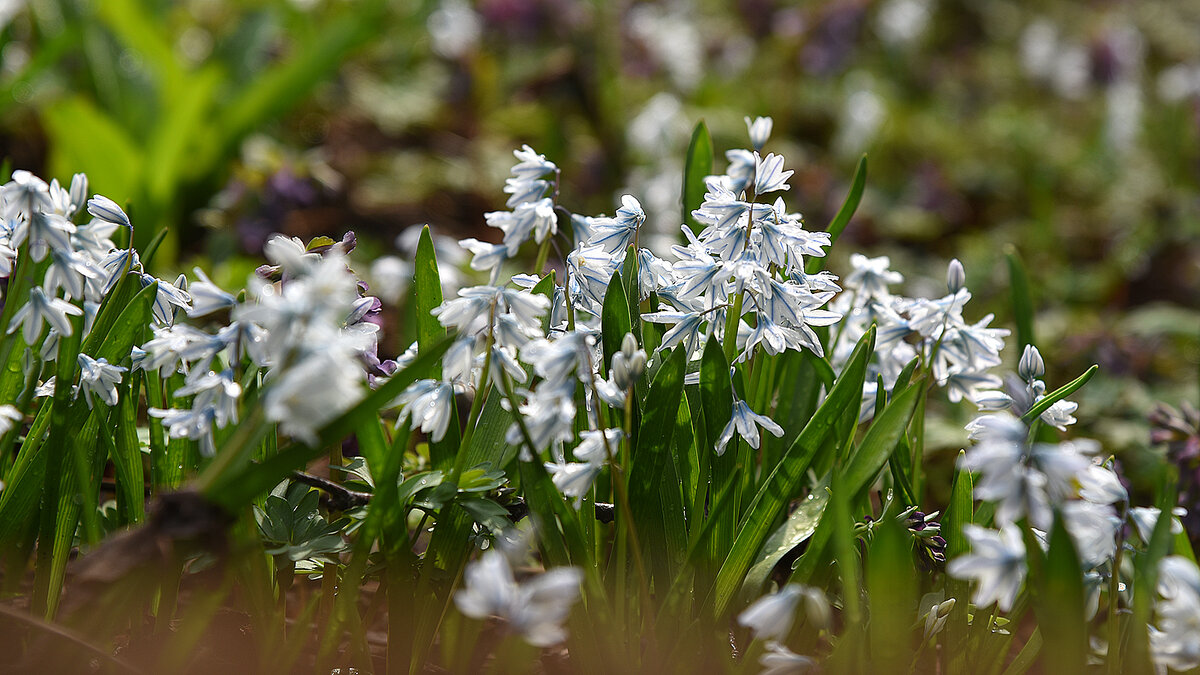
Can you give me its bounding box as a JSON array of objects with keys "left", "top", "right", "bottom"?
[
  {"left": 867, "top": 513, "right": 917, "bottom": 668},
  {"left": 111, "top": 374, "right": 145, "bottom": 525},
  {"left": 805, "top": 154, "right": 866, "bottom": 275},
  {"left": 700, "top": 338, "right": 735, "bottom": 577},
  {"left": 93, "top": 0, "right": 186, "bottom": 99},
  {"left": 414, "top": 225, "right": 446, "bottom": 360},
  {"left": 739, "top": 485, "right": 829, "bottom": 604},
  {"left": 1021, "top": 365, "right": 1098, "bottom": 424},
  {"left": 682, "top": 121, "right": 713, "bottom": 235},
  {"left": 600, "top": 268, "right": 632, "bottom": 372},
  {"left": 628, "top": 347, "right": 686, "bottom": 579},
  {"left": 842, "top": 379, "right": 923, "bottom": 500},
  {"left": 1034, "top": 516, "right": 1088, "bottom": 674},
  {"left": 145, "top": 66, "right": 222, "bottom": 206},
  {"left": 1006, "top": 250, "right": 1036, "bottom": 351},
  {"left": 30, "top": 308, "right": 86, "bottom": 618},
  {"left": 213, "top": 0, "right": 387, "bottom": 163},
  {"left": 620, "top": 244, "right": 642, "bottom": 345}
]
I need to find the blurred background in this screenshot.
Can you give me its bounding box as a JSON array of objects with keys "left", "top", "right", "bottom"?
[{"left": 0, "top": 0, "right": 1197, "bottom": 487}]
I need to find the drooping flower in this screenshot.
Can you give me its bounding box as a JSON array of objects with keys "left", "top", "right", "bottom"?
[
  {"left": 76, "top": 353, "right": 127, "bottom": 408},
  {"left": 454, "top": 549, "right": 582, "bottom": 647},
  {"left": 7, "top": 287, "right": 84, "bottom": 345},
  {"left": 716, "top": 397, "right": 784, "bottom": 457},
  {"left": 947, "top": 524, "right": 1026, "bottom": 612}
]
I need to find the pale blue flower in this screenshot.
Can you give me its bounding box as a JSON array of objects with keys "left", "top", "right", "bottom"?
[
  {"left": 947, "top": 524, "right": 1026, "bottom": 612},
  {"left": 753, "top": 153, "right": 793, "bottom": 195},
  {"left": 76, "top": 353, "right": 126, "bottom": 408},
  {"left": 86, "top": 195, "right": 131, "bottom": 230},
  {"left": 716, "top": 397, "right": 784, "bottom": 456},
  {"left": 186, "top": 267, "right": 236, "bottom": 318},
  {"left": 745, "top": 115, "right": 773, "bottom": 151},
  {"left": 7, "top": 287, "right": 83, "bottom": 344}
]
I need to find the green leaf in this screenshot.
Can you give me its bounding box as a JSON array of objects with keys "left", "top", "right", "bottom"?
[
  {"left": 867, "top": 513, "right": 917, "bottom": 668},
  {"left": 841, "top": 379, "right": 923, "bottom": 500},
  {"left": 1033, "top": 515, "right": 1088, "bottom": 674},
  {"left": 600, "top": 268, "right": 632, "bottom": 372},
  {"left": 1021, "top": 365, "right": 1098, "bottom": 424},
  {"left": 700, "top": 338, "right": 735, "bottom": 576},
  {"left": 414, "top": 225, "right": 447, "bottom": 361},
  {"left": 1006, "top": 250, "right": 1036, "bottom": 351},
  {"left": 805, "top": 154, "right": 866, "bottom": 275},
  {"left": 212, "top": 0, "right": 387, "bottom": 160},
  {"left": 620, "top": 244, "right": 642, "bottom": 344},
  {"left": 628, "top": 347, "right": 686, "bottom": 580},
  {"left": 682, "top": 121, "right": 713, "bottom": 236},
  {"left": 739, "top": 485, "right": 829, "bottom": 604}
]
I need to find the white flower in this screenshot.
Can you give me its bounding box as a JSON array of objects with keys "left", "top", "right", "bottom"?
[
  {"left": 263, "top": 348, "right": 364, "bottom": 445},
  {"left": 745, "top": 116, "right": 773, "bottom": 151},
  {"left": 175, "top": 369, "right": 241, "bottom": 427},
  {"left": 738, "top": 584, "right": 804, "bottom": 642},
  {"left": 43, "top": 248, "right": 99, "bottom": 301},
  {"left": 1151, "top": 556, "right": 1200, "bottom": 671},
  {"left": 76, "top": 353, "right": 126, "bottom": 408},
  {"left": 142, "top": 273, "right": 192, "bottom": 325},
  {"left": 545, "top": 461, "right": 602, "bottom": 506},
  {"left": 753, "top": 153, "right": 792, "bottom": 195},
  {"left": 1018, "top": 344, "right": 1045, "bottom": 381},
  {"left": 14, "top": 211, "right": 75, "bottom": 261},
  {"left": 455, "top": 549, "right": 581, "bottom": 647},
  {"left": 86, "top": 195, "right": 131, "bottom": 230},
  {"left": 2, "top": 170, "right": 51, "bottom": 220},
  {"left": 716, "top": 398, "right": 784, "bottom": 456},
  {"left": 1061, "top": 500, "right": 1119, "bottom": 568},
  {"left": 0, "top": 404, "right": 21, "bottom": 436},
  {"left": 186, "top": 267, "right": 237, "bottom": 317},
  {"left": 946, "top": 258, "right": 966, "bottom": 294},
  {"left": 1039, "top": 399, "right": 1078, "bottom": 430},
  {"left": 7, "top": 287, "right": 84, "bottom": 344},
  {"left": 757, "top": 642, "right": 815, "bottom": 675},
  {"left": 263, "top": 234, "right": 319, "bottom": 272},
  {"left": 396, "top": 379, "right": 456, "bottom": 442},
  {"left": 947, "top": 524, "right": 1026, "bottom": 612},
  {"left": 843, "top": 254, "right": 903, "bottom": 300}
]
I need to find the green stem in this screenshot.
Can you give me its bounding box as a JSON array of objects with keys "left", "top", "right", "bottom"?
[
  {"left": 722, "top": 291, "right": 744, "bottom": 364},
  {"left": 533, "top": 236, "right": 552, "bottom": 276}
]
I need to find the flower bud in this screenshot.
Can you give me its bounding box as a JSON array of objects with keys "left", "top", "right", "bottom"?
[
  {"left": 745, "top": 116, "right": 774, "bottom": 152},
  {"left": 612, "top": 333, "right": 646, "bottom": 391},
  {"left": 1018, "top": 344, "right": 1045, "bottom": 381},
  {"left": 946, "top": 258, "right": 965, "bottom": 294}
]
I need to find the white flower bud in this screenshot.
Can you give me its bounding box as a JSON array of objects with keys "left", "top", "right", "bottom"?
[
  {"left": 611, "top": 332, "right": 646, "bottom": 391},
  {"left": 745, "top": 116, "right": 773, "bottom": 151},
  {"left": 1019, "top": 344, "right": 1045, "bottom": 381},
  {"left": 946, "top": 258, "right": 965, "bottom": 294}
]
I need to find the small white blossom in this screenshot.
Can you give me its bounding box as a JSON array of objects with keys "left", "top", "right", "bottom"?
[
  {"left": 0, "top": 404, "right": 21, "bottom": 436},
  {"left": 947, "top": 524, "right": 1026, "bottom": 612},
  {"left": 455, "top": 549, "right": 581, "bottom": 647},
  {"left": 7, "top": 287, "right": 83, "bottom": 345},
  {"left": 76, "top": 354, "right": 126, "bottom": 408}
]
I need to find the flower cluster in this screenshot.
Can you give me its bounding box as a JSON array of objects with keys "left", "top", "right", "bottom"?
[
  {"left": 830, "top": 254, "right": 1009, "bottom": 415},
  {"left": 146, "top": 234, "right": 383, "bottom": 451},
  {"left": 0, "top": 171, "right": 197, "bottom": 420}
]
